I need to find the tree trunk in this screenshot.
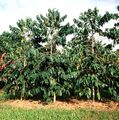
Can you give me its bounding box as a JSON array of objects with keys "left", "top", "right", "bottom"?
[
  {"left": 53, "top": 92, "right": 56, "bottom": 103},
  {"left": 91, "top": 36, "right": 95, "bottom": 54},
  {"left": 91, "top": 36, "right": 95, "bottom": 103},
  {"left": 92, "top": 86, "right": 95, "bottom": 103},
  {"left": 50, "top": 41, "right": 53, "bottom": 55},
  {"left": 50, "top": 39, "right": 56, "bottom": 103},
  {"left": 21, "top": 56, "right": 26, "bottom": 101},
  {"left": 97, "top": 87, "right": 100, "bottom": 100}
]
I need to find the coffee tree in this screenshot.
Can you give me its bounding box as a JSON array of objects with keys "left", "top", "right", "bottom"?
[{"left": 0, "top": 7, "right": 119, "bottom": 102}]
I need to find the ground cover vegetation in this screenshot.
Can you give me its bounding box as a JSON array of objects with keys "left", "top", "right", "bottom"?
[{"left": 0, "top": 104, "right": 119, "bottom": 120}]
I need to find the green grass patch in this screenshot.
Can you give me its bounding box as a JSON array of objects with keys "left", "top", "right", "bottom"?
[{"left": 0, "top": 105, "right": 119, "bottom": 120}]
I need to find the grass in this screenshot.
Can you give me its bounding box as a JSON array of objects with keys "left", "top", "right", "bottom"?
[{"left": 0, "top": 105, "right": 119, "bottom": 120}]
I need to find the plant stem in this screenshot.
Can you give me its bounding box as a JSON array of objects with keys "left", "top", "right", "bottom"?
[
  {"left": 92, "top": 86, "right": 95, "bottom": 103},
  {"left": 21, "top": 55, "right": 27, "bottom": 101},
  {"left": 91, "top": 35, "right": 95, "bottom": 103},
  {"left": 53, "top": 92, "right": 56, "bottom": 103}
]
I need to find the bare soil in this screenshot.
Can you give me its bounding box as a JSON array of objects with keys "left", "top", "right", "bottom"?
[
  {"left": 0, "top": 89, "right": 119, "bottom": 110},
  {"left": 0, "top": 99, "right": 119, "bottom": 111}
]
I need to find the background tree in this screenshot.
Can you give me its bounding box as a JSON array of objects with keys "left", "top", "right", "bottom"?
[
  {"left": 33, "top": 8, "right": 73, "bottom": 102},
  {"left": 0, "top": 7, "right": 119, "bottom": 103},
  {"left": 67, "top": 7, "right": 119, "bottom": 102}
]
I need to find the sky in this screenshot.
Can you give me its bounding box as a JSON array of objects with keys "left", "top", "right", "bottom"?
[
  {"left": 0, "top": 0, "right": 119, "bottom": 33},
  {"left": 0, "top": 0, "right": 119, "bottom": 49}
]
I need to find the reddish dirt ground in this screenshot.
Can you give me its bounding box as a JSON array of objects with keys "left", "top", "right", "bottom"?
[
  {"left": 0, "top": 99, "right": 119, "bottom": 111},
  {"left": 0, "top": 90, "right": 119, "bottom": 110}
]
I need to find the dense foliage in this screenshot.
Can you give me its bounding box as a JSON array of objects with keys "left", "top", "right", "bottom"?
[{"left": 0, "top": 7, "right": 119, "bottom": 102}]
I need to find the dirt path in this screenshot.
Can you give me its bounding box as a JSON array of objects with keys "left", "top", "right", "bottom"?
[{"left": 0, "top": 99, "right": 119, "bottom": 111}]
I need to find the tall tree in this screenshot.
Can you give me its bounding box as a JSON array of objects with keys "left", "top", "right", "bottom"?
[
  {"left": 34, "top": 9, "right": 73, "bottom": 102},
  {"left": 70, "top": 8, "right": 118, "bottom": 102}
]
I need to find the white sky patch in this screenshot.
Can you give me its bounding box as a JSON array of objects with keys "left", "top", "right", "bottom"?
[
  {"left": 0, "top": 0, "right": 119, "bottom": 50},
  {"left": 0, "top": 0, "right": 118, "bottom": 33}
]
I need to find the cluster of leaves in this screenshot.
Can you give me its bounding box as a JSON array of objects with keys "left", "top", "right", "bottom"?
[{"left": 0, "top": 7, "right": 119, "bottom": 102}]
